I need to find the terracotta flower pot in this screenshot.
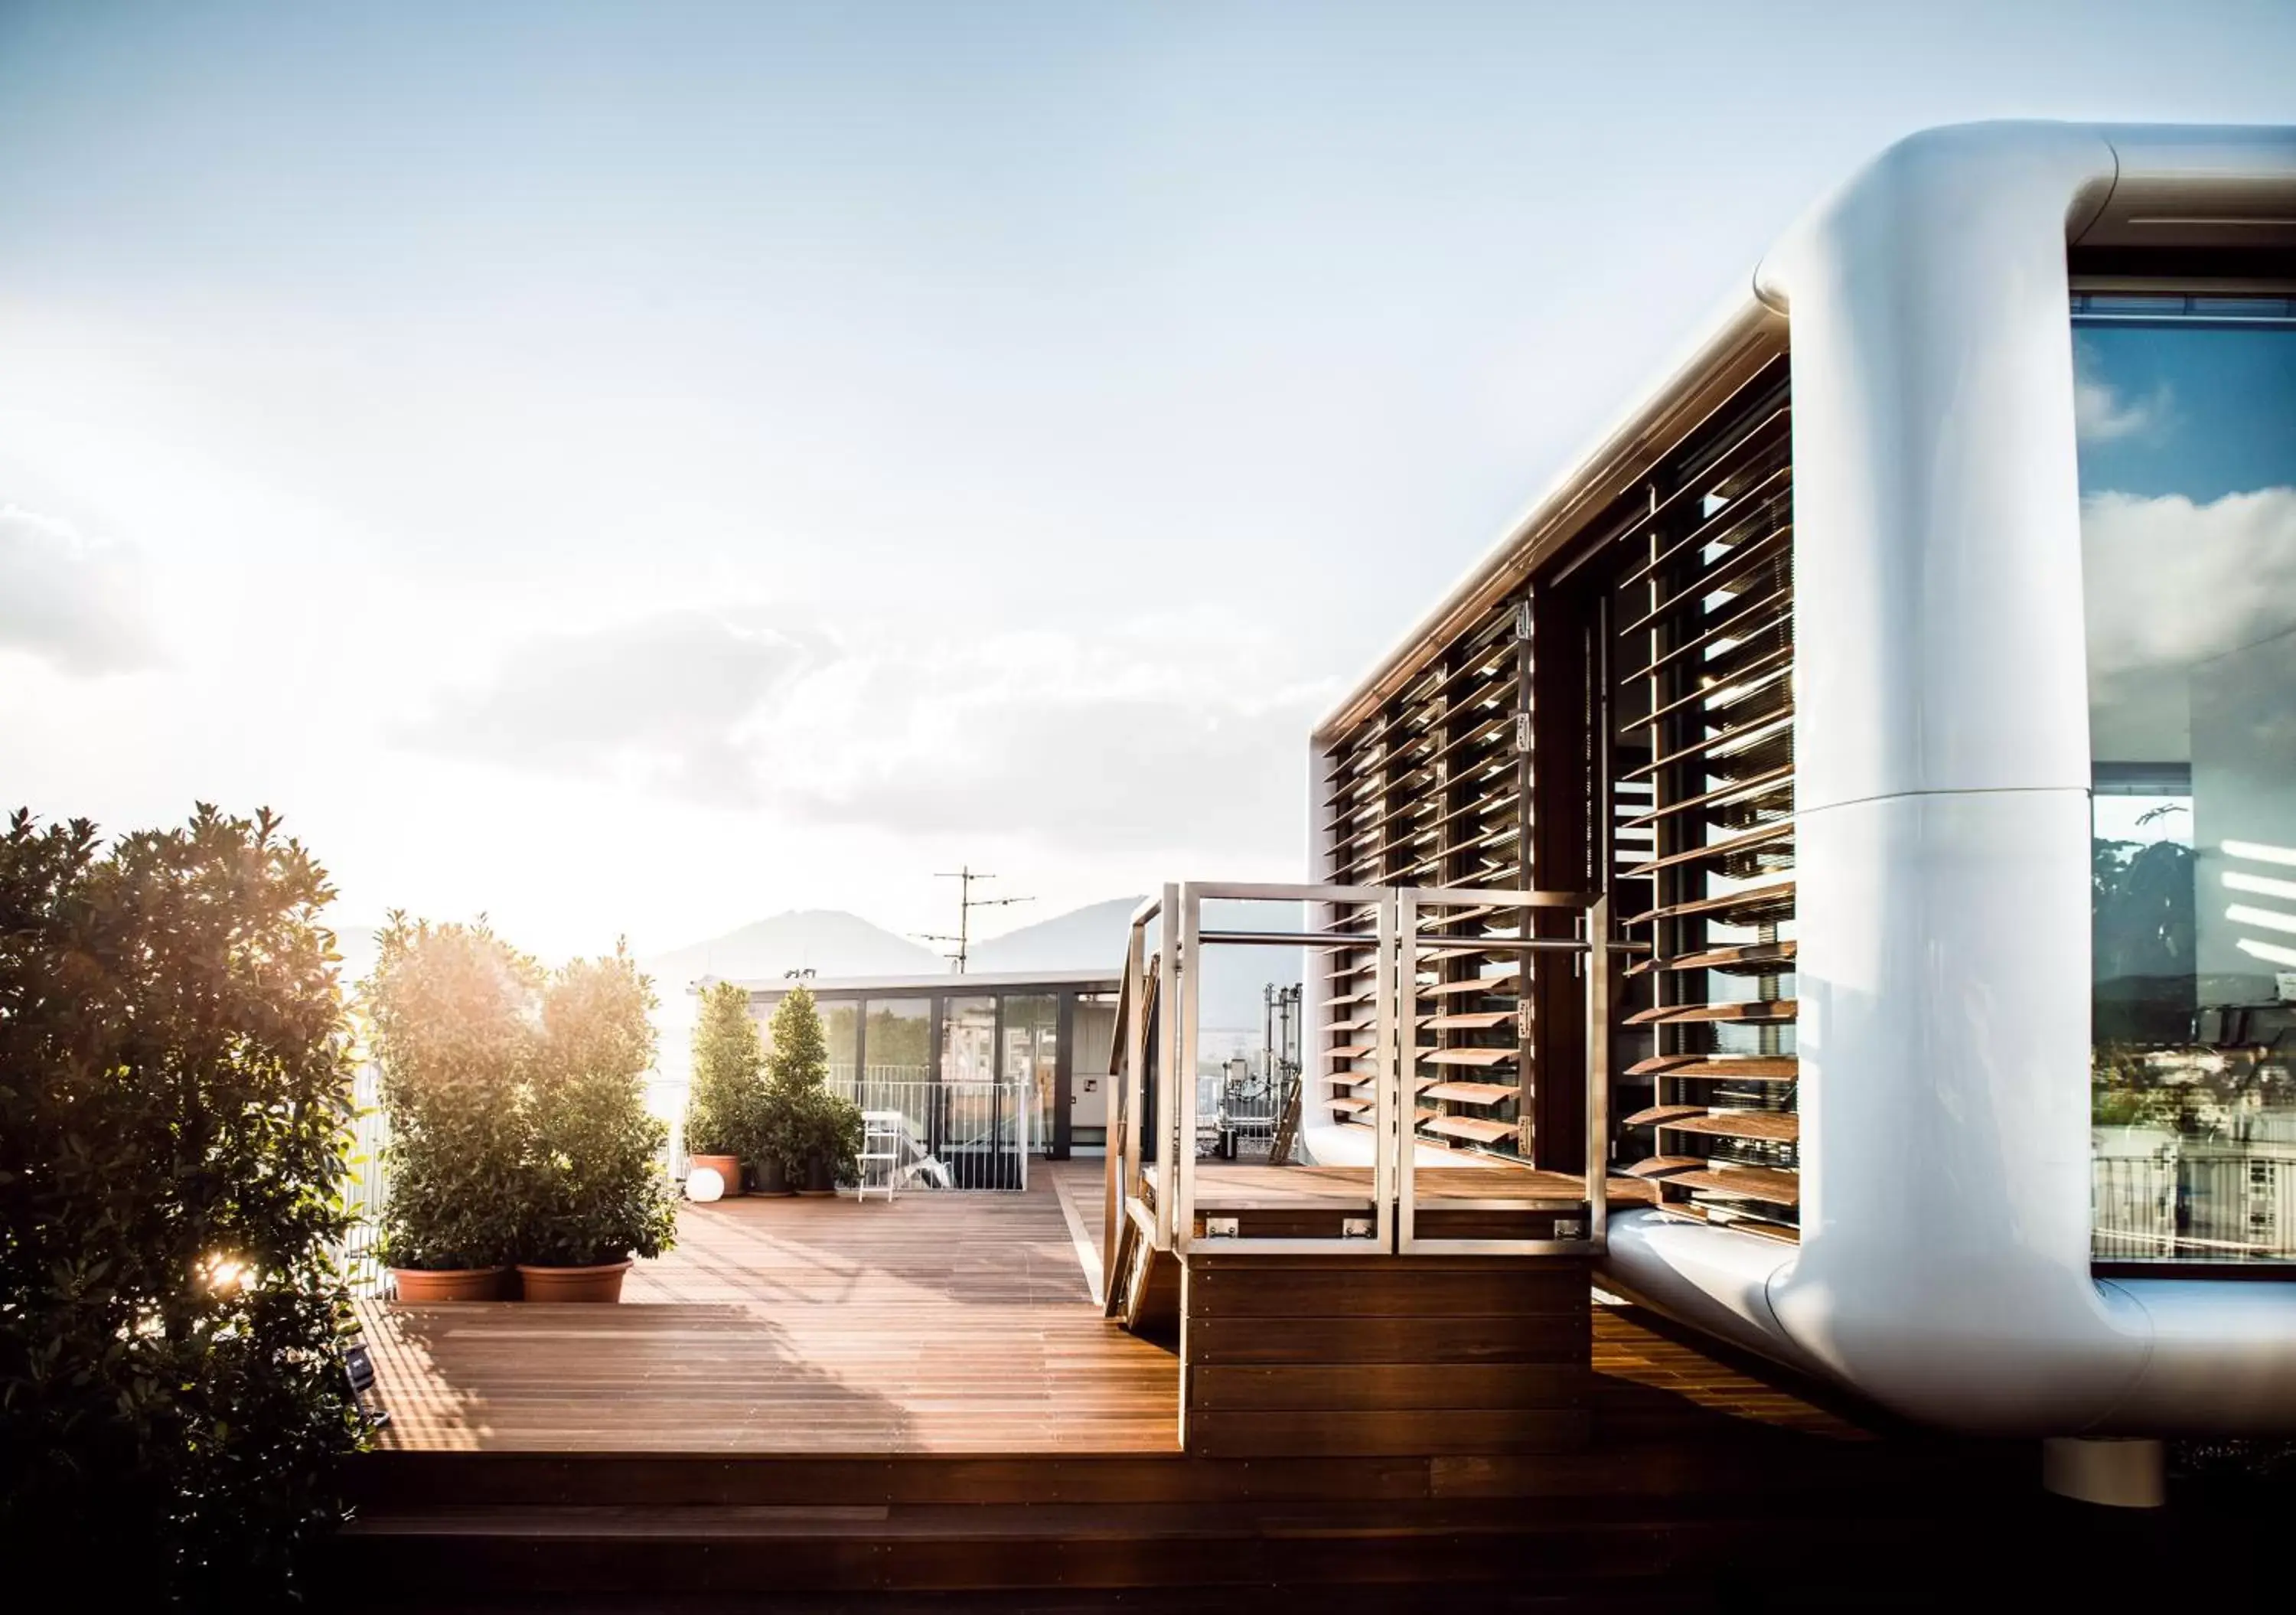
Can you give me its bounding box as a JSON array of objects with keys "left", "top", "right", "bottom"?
[
  {"left": 798, "top": 1154, "right": 837, "bottom": 1196},
  {"left": 688, "top": 1153, "right": 743, "bottom": 1197},
  {"left": 515, "top": 1260, "right": 633, "bottom": 1303},
  {"left": 755, "top": 1156, "right": 794, "bottom": 1196},
  {"left": 391, "top": 1266, "right": 507, "bottom": 1303}
]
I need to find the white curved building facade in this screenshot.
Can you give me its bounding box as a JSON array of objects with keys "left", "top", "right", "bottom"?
[{"left": 1307, "top": 122, "right": 2296, "bottom": 1466}]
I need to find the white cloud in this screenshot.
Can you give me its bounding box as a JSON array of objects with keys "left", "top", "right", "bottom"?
[
  {"left": 2074, "top": 376, "right": 2171, "bottom": 443},
  {"left": 386, "top": 606, "right": 1325, "bottom": 861},
  {"left": 767, "top": 623, "right": 1322, "bottom": 856},
  {"left": 2082, "top": 486, "right": 2296, "bottom": 760},
  {"left": 386, "top": 609, "right": 824, "bottom": 803},
  {"left": 0, "top": 504, "right": 161, "bottom": 674}
]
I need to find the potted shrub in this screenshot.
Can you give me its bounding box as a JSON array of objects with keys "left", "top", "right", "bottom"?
[
  {"left": 364, "top": 916, "right": 535, "bottom": 1300},
  {"left": 516, "top": 945, "right": 678, "bottom": 1302},
  {"left": 761, "top": 984, "right": 862, "bottom": 1196},
  {"left": 751, "top": 1115, "right": 796, "bottom": 1196},
  {"left": 792, "top": 1086, "right": 865, "bottom": 1196},
  {"left": 684, "top": 979, "right": 764, "bottom": 1196}
]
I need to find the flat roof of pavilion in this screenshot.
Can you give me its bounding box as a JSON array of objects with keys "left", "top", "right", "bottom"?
[{"left": 706, "top": 967, "right": 1121, "bottom": 997}]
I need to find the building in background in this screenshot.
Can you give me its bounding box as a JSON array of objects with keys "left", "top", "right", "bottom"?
[{"left": 728, "top": 969, "right": 1121, "bottom": 1166}]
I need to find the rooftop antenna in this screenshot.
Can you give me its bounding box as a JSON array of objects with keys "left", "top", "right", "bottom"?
[{"left": 916, "top": 866, "right": 1032, "bottom": 974}]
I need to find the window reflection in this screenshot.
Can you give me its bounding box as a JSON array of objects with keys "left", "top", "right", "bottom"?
[
  {"left": 863, "top": 997, "right": 931, "bottom": 1082},
  {"left": 823, "top": 1000, "right": 858, "bottom": 1085},
  {"left": 2079, "top": 292, "right": 2296, "bottom": 1264},
  {"left": 1001, "top": 994, "right": 1058, "bottom": 1155},
  {"left": 943, "top": 997, "right": 996, "bottom": 1085}
]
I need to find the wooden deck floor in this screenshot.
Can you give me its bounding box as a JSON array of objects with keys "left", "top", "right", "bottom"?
[
  {"left": 359, "top": 1160, "right": 1863, "bottom": 1457},
  {"left": 359, "top": 1173, "right": 1178, "bottom": 1454}
]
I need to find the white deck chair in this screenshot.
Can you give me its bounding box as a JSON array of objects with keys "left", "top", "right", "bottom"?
[{"left": 858, "top": 1110, "right": 905, "bottom": 1202}]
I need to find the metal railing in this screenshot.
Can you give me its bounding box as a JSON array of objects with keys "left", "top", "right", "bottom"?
[
  {"left": 828, "top": 1075, "right": 1035, "bottom": 1191},
  {"left": 664, "top": 1072, "right": 1037, "bottom": 1192},
  {"left": 1110, "top": 880, "right": 1639, "bottom": 1260},
  {"left": 340, "top": 1062, "right": 389, "bottom": 1297}
]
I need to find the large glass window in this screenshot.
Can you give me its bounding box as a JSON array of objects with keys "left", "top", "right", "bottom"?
[
  {"left": 1001, "top": 994, "right": 1059, "bottom": 1154},
  {"left": 2078, "top": 289, "right": 2296, "bottom": 1265},
  {"left": 1070, "top": 992, "right": 1118, "bottom": 1151},
  {"left": 942, "top": 997, "right": 996, "bottom": 1085},
  {"left": 823, "top": 1000, "right": 858, "bottom": 1085},
  {"left": 863, "top": 997, "right": 931, "bottom": 1083}
]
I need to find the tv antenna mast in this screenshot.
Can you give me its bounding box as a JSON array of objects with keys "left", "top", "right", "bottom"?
[{"left": 917, "top": 866, "right": 1032, "bottom": 974}]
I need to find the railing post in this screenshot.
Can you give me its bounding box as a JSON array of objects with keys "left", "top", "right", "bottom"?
[
  {"left": 1586, "top": 892, "right": 1611, "bottom": 1248},
  {"left": 1109, "top": 918, "right": 1146, "bottom": 1303},
  {"left": 1374, "top": 887, "right": 1400, "bottom": 1254},
  {"left": 1394, "top": 889, "right": 1417, "bottom": 1254},
  {"left": 1176, "top": 883, "right": 1202, "bottom": 1252},
  {"left": 1154, "top": 882, "right": 1180, "bottom": 1252}
]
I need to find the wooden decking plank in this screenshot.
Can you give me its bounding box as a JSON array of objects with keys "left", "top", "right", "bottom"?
[{"left": 359, "top": 1179, "right": 1180, "bottom": 1456}]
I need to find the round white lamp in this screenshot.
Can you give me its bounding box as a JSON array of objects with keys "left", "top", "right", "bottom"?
[{"left": 685, "top": 1164, "right": 725, "bottom": 1202}]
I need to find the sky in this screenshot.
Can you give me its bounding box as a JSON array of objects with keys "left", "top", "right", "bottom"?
[{"left": 3, "top": 0, "right": 2294, "bottom": 962}]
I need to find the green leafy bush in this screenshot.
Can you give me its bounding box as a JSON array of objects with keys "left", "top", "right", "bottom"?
[
  {"left": 360, "top": 918, "right": 536, "bottom": 1271},
  {"left": 791, "top": 1086, "right": 867, "bottom": 1186},
  {"left": 684, "top": 979, "right": 765, "bottom": 1159},
  {"left": 523, "top": 947, "right": 677, "bottom": 1266},
  {"left": 365, "top": 921, "right": 677, "bottom": 1270},
  {"left": 760, "top": 984, "right": 862, "bottom": 1180},
  {"left": 0, "top": 805, "right": 364, "bottom": 1607}
]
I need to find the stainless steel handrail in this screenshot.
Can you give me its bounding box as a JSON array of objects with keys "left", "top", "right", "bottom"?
[{"left": 1112, "top": 879, "right": 1631, "bottom": 1265}]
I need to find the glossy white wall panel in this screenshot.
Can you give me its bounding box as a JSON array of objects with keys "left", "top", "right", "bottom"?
[
  {"left": 1603, "top": 1210, "right": 1816, "bottom": 1377},
  {"left": 1312, "top": 121, "right": 2296, "bottom": 1436},
  {"left": 1783, "top": 787, "right": 2148, "bottom": 1431},
  {"left": 1603, "top": 123, "right": 2296, "bottom": 1437},
  {"left": 2079, "top": 126, "right": 2296, "bottom": 250},
  {"left": 2099, "top": 1280, "right": 2296, "bottom": 1434},
  {"left": 1762, "top": 124, "right": 2112, "bottom": 812}
]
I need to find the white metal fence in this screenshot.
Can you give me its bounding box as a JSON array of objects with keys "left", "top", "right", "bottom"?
[
  {"left": 341, "top": 1062, "right": 389, "bottom": 1297},
  {"left": 663, "top": 1069, "right": 1042, "bottom": 1192}
]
